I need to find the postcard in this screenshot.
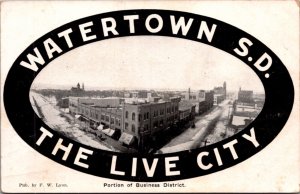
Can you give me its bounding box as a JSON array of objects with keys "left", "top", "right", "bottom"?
[{"left": 1, "top": 1, "right": 299, "bottom": 192}]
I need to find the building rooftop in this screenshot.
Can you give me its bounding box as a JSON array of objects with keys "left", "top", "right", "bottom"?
[
  {"left": 234, "top": 111, "right": 259, "bottom": 117},
  {"left": 238, "top": 90, "right": 254, "bottom": 96},
  {"left": 81, "top": 102, "right": 94, "bottom": 105},
  {"left": 214, "top": 94, "right": 224, "bottom": 97},
  {"left": 92, "top": 105, "right": 121, "bottom": 109},
  {"left": 179, "top": 101, "right": 195, "bottom": 111}
]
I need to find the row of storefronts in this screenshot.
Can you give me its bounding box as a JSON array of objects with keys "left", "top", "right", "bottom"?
[{"left": 69, "top": 96, "right": 195, "bottom": 151}]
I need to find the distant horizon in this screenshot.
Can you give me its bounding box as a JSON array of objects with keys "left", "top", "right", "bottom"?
[{"left": 31, "top": 82, "right": 265, "bottom": 94}]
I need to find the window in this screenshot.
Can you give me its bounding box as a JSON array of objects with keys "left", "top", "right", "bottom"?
[
  {"left": 96, "top": 114, "right": 98, "bottom": 119},
  {"left": 111, "top": 118, "right": 115, "bottom": 124},
  {"left": 116, "top": 118, "right": 121, "bottom": 126},
  {"left": 144, "top": 113, "right": 147, "bottom": 120},
  {"left": 101, "top": 114, "right": 105, "bottom": 120},
  {"left": 160, "top": 120, "right": 163, "bottom": 126},
  {"left": 132, "top": 112, "right": 135, "bottom": 121},
  {"left": 147, "top": 112, "right": 149, "bottom": 119},
  {"left": 125, "top": 111, "right": 128, "bottom": 119},
  {"left": 145, "top": 124, "right": 148, "bottom": 131},
  {"left": 138, "top": 114, "right": 142, "bottom": 121},
  {"left": 132, "top": 124, "right": 136, "bottom": 133},
  {"left": 125, "top": 122, "right": 128, "bottom": 130},
  {"left": 160, "top": 109, "right": 164, "bottom": 115},
  {"left": 105, "top": 115, "right": 109, "bottom": 122},
  {"left": 154, "top": 110, "right": 158, "bottom": 117},
  {"left": 154, "top": 121, "right": 158, "bottom": 128}
]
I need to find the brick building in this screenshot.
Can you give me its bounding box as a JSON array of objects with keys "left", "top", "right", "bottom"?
[
  {"left": 182, "top": 89, "right": 214, "bottom": 115},
  {"left": 231, "top": 88, "right": 263, "bottom": 131},
  {"left": 213, "top": 82, "right": 227, "bottom": 105},
  {"left": 238, "top": 87, "right": 254, "bottom": 103},
  {"left": 68, "top": 96, "right": 193, "bottom": 151},
  {"left": 70, "top": 82, "right": 85, "bottom": 96}
]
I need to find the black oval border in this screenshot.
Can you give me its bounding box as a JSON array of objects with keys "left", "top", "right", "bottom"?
[{"left": 3, "top": 10, "right": 294, "bottom": 181}]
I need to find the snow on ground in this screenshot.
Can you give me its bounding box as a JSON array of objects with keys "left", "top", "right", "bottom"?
[
  {"left": 29, "top": 91, "right": 112, "bottom": 151},
  {"left": 205, "top": 101, "right": 236, "bottom": 145},
  {"left": 159, "top": 100, "right": 232, "bottom": 153},
  {"left": 30, "top": 97, "right": 42, "bottom": 118},
  {"left": 69, "top": 127, "right": 114, "bottom": 151},
  {"left": 30, "top": 92, "right": 70, "bottom": 129},
  {"left": 232, "top": 116, "right": 249, "bottom": 126},
  {"left": 191, "top": 126, "right": 207, "bottom": 141},
  {"left": 159, "top": 141, "right": 194, "bottom": 153}
]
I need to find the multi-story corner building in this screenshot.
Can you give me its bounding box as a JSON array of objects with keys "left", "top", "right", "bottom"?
[
  {"left": 231, "top": 88, "right": 264, "bottom": 131},
  {"left": 238, "top": 87, "right": 254, "bottom": 104},
  {"left": 121, "top": 97, "right": 181, "bottom": 150},
  {"left": 68, "top": 96, "right": 192, "bottom": 151},
  {"left": 182, "top": 89, "right": 214, "bottom": 115},
  {"left": 198, "top": 90, "right": 214, "bottom": 114},
  {"left": 179, "top": 101, "right": 196, "bottom": 121},
  {"left": 213, "top": 82, "right": 227, "bottom": 105},
  {"left": 69, "top": 97, "right": 123, "bottom": 115},
  {"left": 69, "top": 97, "right": 79, "bottom": 115},
  {"left": 213, "top": 94, "right": 225, "bottom": 105}
]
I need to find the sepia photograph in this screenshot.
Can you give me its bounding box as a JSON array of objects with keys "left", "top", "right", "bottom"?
[
  {"left": 30, "top": 37, "right": 265, "bottom": 153},
  {"left": 2, "top": 1, "right": 298, "bottom": 192}
]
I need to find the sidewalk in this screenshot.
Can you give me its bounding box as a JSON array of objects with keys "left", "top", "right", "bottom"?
[{"left": 83, "top": 127, "right": 137, "bottom": 153}]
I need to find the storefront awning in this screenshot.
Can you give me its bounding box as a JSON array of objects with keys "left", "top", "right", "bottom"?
[
  {"left": 102, "top": 128, "right": 115, "bottom": 137},
  {"left": 75, "top": 115, "right": 88, "bottom": 121},
  {"left": 89, "top": 118, "right": 98, "bottom": 123},
  {"left": 119, "top": 133, "right": 135, "bottom": 145},
  {"left": 81, "top": 116, "right": 89, "bottom": 121},
  {"left": 97, "top": 124, "right": 104, "bottom": 130}
]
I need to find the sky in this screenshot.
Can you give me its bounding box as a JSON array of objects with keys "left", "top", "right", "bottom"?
[{"left": 32, "top": 36, "right": 265, "bottom": 93}]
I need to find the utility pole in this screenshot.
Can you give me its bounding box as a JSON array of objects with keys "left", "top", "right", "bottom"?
[{"left": 202, "top": 139, "right": 210, "bottom": 146}]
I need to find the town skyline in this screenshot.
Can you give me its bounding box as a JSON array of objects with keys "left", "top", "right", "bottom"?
[
  {"left": 31, "top": 73, "right": 264, "bottom": 153},
  {"left": 32, "top": 81, "right": 265, "bottom": 94}
]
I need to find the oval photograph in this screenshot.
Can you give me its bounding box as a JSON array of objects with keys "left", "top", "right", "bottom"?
[{"left": 30, "top": 36, "right": 265, "bottom": 154}]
